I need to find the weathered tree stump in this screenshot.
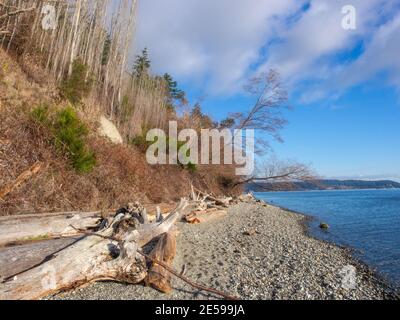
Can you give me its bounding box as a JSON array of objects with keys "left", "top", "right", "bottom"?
[{"left": 144, "top": 229, "right": 177, "bottom": 293}]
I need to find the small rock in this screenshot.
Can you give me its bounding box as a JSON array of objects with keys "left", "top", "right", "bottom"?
[
  {"left": 243, "top": 229, "right": 259, "bottom": 236},
  {"left": 320, "top": 223, "right": 330, "bottom": 230}
]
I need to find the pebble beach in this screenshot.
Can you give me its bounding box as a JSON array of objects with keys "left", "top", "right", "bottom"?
[{"left": 56, "top": 202, "right": 397, "bottom": 300}]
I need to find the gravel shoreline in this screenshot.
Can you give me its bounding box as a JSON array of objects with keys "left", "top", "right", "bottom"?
[{"left": 56, "top": 202, "right": 398, "bottom": 300}]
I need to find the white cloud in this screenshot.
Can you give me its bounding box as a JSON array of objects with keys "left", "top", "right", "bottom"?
[
  {"left": 333, "top": 13, "right": 400, "bottom": 90},
  {"left": 134, "top": 0, "right": 304, "bottom": 94},
  {"left": 259, "top": 0, "right": 400, "bottom": 102},
  {"left": 134, "top": 0, "right": 400, "bottom": 99}
]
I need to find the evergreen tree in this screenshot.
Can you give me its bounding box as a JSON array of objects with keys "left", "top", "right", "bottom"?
[
  {"left": 101, "top": 34, "right": 111, "bottom": 66},
  {"left": 163, "top": 73, "right": 186, "bottom": 111},
  {"left": 163, "top": 73, "right": 185, "bottom": 101},
  {"left": 133, "top": 47, "right": 151, "bottom": 78}
]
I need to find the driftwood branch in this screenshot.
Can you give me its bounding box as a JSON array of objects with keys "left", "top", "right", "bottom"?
[
  {"left": 0, "top": 199, "right": 191, "bottom": 300},
  {"left": 69, "top": 225, "right": 239, "bottom": 300},
  {"left": 0, "top": 192, "right": 256, "bottom": 300},
  {"left": 139, "top": 248, "right": 239, "bottom": 300}
]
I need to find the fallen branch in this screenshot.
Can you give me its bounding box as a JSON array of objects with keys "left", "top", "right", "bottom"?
[
  {"left": 139, "top": 249, "right": 239, "bottom": 300},
  {"left": 0, "top": 161, "right": 42, "bottom": 200},
  {"left": 71, "top": 227, "right": 239, "bottom": 300},
  {"left": 0, "top": 6, "right": 36, "bottom": 21},
  {"left": 0, "top": 199, "right": 191, "bottom": 300}
]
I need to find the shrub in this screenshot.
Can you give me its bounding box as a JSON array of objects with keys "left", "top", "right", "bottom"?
[
  {"left": 186, "top": 162, "right": 198, "bottom": 173},
  {"left": 31, "top": 104, "right": 50, "bottom": 124},
  {"left": 31, "top": 105, "right": 96, "bottom": 173},
  {"left": 131, "top": 130, "right": 197, "bottom": 172},
  {"left": 219, "top": 175, "right": 235, "bottom": 188},
  {"left": 60, "top": 60, "right": 93, "bottom": 105},
  {"left": 129, "top": 126, "right": 152, "bottom": 152},
  {"left": 130, "top": 134, "right": 151, "bottom": 152}
]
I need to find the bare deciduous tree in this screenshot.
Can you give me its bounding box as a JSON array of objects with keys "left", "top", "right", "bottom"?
[
  {"left": 230, "top": 69, "right": 288, "bottom": 143},
  {"left": 1, "top": 0, "right": 139, "bottom": 123},
  {"left": 217, "top": 70, "right": 316, "bottom": 189},
  {"left": 232, "top": 158, "right": 316, "bottom": 189}
]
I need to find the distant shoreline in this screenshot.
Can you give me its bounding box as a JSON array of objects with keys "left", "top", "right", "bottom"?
[
  {"left": 247, "top": 179, "right": 400, "bottom": 192},
  {"left": 254, "top": 187, "right": 400, "bottom": 193}
]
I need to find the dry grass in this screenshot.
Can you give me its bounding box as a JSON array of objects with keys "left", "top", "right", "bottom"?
[{"left": 0, "top": 49, "right": 239, "bottom": 215}]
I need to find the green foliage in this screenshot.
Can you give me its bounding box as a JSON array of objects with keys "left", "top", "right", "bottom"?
[
  {"left": 119, "top": 95, "right": 132, "bottom": 123},
  {"left": 130, "top": 134, "right": 151, "bottom": 152},
  {"left": 31, "top": 104, "right": 50, "bottom": 124},
  {"left": 186, "top": 162, "right": 198, "bottom": 173},
  {"left": 163, "top": 73, "right": 186, "bottom": 110},
  {"left": 102, "top": 34, "right": 112, "bottom": 66},
  {"left": 129, "top": 125, "right": 152, "bottom": 152},
  {"left": 61, "top": 60, "right": 93, "bottom": 105},
  {"left": 133, "top": 47, "right": 151, "bottom": 79},
  {"left": 131, "top": 130, "right": 197, "bottom": 172},
  {"left": 31, "top": 105, "right": 96, "bottom": 173}
]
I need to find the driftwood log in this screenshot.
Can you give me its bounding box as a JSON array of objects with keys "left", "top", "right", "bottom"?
[
  {"left": 0, "top": 203, "right": 177, "bottom": 247},
  {"left": 0, "top": 199, "right": 191, "bottom": 300},
  {"left": 144, "top": 229, "right": 177, "bottom": 293},
  {"left": 0, "top": 211, "right": 103, "bottom": 247}
]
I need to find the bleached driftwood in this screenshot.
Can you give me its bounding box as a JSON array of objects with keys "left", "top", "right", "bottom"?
[
  {"left": 0, "top": 199, "right": 190, "bottom": 300},
  {"left": 191, "top": 186, "right": 234, "bottom": 208},
  {"left": 185, "top": 209, "right": 228, "bottom": 224},
  {"left": 0, "top": 211, "right": 103, "bottom": 247},
  {"left": 0, "top": 237, "right": 80, "bottom": 280},
  {"left": 144, "top": 229, "right": 177, "bottom": 293},
  {"left": 0, "top": 202, "right": 177, "bottom": 247}
]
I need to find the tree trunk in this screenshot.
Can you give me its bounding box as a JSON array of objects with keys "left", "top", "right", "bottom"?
[{"left": 0, "top": 199, "right": 191, "bottom": 300}]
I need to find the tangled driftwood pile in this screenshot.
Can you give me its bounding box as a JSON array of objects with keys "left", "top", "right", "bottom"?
[{"left": 0, "top": 191, "right": 260, "bottom": 300}]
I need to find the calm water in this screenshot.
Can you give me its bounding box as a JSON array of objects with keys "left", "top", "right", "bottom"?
[{"left": 255, "top": 189, "right": 400, "bottom": 288}]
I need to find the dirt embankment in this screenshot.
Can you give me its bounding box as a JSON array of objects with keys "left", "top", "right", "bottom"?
[{"left": 0, "top": 49, "right": 238, "bottom": 216}]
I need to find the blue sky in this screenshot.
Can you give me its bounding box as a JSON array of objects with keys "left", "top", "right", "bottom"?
[{"left": 134, "top": 0, "right": 400, "bottom": 180}]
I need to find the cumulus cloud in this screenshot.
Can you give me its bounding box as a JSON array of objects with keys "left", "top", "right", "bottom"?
[
  {"left": 134, "top": 0, "right": 400, "bottom": 99},
  {"left": 134, "top": 0, "right": 304, "bottom": 94},
  {"left": 260, "top": 0, "right": 400, "bottom": 101}
]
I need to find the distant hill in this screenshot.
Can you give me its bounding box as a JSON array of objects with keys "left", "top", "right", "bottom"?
[{"left": 246, "top": 179, "right": 400, "bottom": 192}]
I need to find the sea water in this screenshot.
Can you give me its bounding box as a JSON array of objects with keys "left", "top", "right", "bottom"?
[{"left": 255, "top": 189, "right": 400, "bottom": 288}]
